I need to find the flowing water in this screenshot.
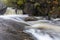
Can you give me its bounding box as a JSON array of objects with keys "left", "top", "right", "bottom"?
[
  {"left": 0, "top": 14, "right": 60, "bottom": 40},
  {"left": 4, "top": 7, "right": 23, "bottom": 15},
  {"left": 21, "top": 16, "right": 60, "bottom": 40},
  {"left": 0, "top": 7, "right": 60, "bottom": 40}
]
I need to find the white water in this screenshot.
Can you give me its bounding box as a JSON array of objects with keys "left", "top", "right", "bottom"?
[
  {"left": 0, "top": 15, "right": 60, "bottom": 40},
  {"left": 0, "top": 6, "right": 60, "bottom": 40},
  {"left": 24, "top": 28, "right": 60, "bottom": 40},
  {"left": 0, "top": 14, "right": 28, "bottom": 20},
  {"left": 0, "top": 15, "right": 32, "bottom": 25},
  {"left": 4, "top": 7, "right": 23, "bottom": 15},
  {"left": 23, "top": 17, "right": 60, "bottom": 40},
  {"left": 24, "top": 29, "right": 53, "bottom": 40}
]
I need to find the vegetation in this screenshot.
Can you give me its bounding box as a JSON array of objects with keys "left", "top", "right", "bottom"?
[
  {"left": 23, "top": 0, "right": 60, "bottom": 20},
  {"left": 2, "top": 0, "right": 60, "bottom": 19},
  {"left": 4, "top": 0, "right": 25, "bottom": 9}
]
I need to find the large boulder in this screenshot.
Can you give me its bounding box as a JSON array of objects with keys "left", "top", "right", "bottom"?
[
  {"left": 0, "top": 2, "right": 7, "bottom": 15},
  {"left": 0, "top": 18, "right": 34, "bottom": 40}
]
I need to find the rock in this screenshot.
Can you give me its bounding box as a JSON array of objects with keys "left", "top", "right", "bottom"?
[
  {"left": 0, "top": 18, "right": 34, "bottom": 40},
  {"left": 24, "top": 17, "right": 38, "bottom": 21},
  {"left": 0, "top": 2, "right": 7, "bottom": 15}
]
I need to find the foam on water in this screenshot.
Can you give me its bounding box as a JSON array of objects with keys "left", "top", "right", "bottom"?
[
  {"left": 24, "top": 28, "right": 60, "bottom": 40},
  {"left": 0, "top": 15, "right": 28, "bottom": 20},
  {"left": 0, "top": 15, "right": 60, "bottom": 40},
  {"left": 24, "top": 19, "right": 60, "bottom": 40},
  {"left": 0, "top": 15, "right": 32, "bottom": 25},
  {"left": 24, "top": 29, "right": 53, "bottom": 40}
]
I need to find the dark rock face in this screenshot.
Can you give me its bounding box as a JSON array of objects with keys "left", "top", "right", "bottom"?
[
  {"left": 0, "top": 18, "right": 34, "bottom": 40},
  {"left": 0, "top": 2, "right": 7, "bottom": 15},
  {"left": 23, "top": 2, "right": 36, "bottom": 16}
]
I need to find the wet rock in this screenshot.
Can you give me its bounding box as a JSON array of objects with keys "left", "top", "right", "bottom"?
[
  {"left": 0, "top": 18, "right": 34, "bottom": 40},
  {"left": 24, "top": 17, "right": 38, "bottom": 21},
  {"left": 0, "top": 2, "right": 7, "bottom": 15}
]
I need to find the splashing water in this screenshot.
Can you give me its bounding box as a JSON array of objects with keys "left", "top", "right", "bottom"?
[
  {"left": 24, "top": 28, "right": 60, "bottom": 40},
  {"left": 23, "top": 18, "right": 60, "bottom": 40},
  {"left": 4, "top": 7, "right": 23, "bottom": 15},
  {"left": 24, "top": 29, "right": 52, "bottom": 40},
  {"left": 0, "top": 15, "right": 32, "bottom": 25},
  {"left": 0, "top": 15, "right": 60, "bottom": 40}
]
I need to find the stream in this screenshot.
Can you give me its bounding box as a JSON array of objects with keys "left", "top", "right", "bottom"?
[{"left": 0, "top": 15, "right": 60, "bottom": 40}]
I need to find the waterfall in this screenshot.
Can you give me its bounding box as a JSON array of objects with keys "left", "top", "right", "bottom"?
[{"left": 4, "top": 7, "right": 23, "bottom": 15}]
